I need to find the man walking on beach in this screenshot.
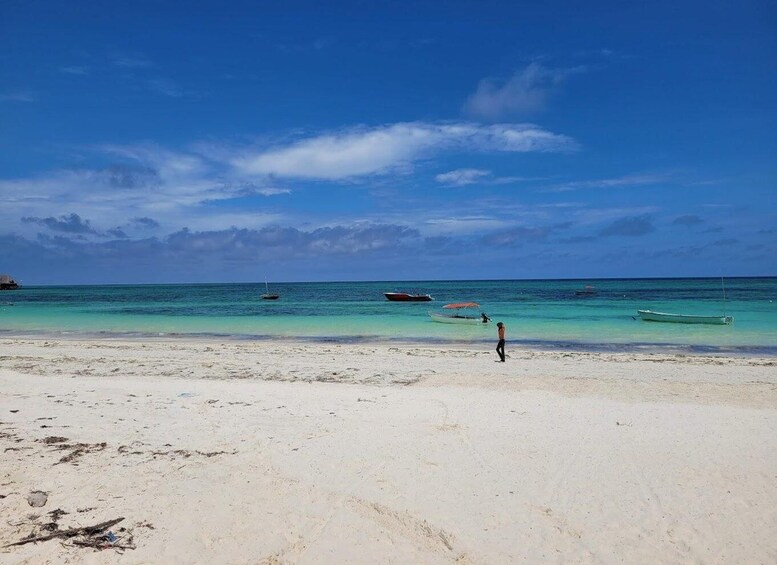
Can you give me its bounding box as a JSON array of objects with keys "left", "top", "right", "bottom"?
[{"left": 496, "top": 322, "right": 506, "bottom": 362}]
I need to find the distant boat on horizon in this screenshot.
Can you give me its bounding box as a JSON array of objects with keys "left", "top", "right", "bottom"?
[
  {"left": 575, "top": 285, "right": 597, "bottom": 296},
  {"left": 261, "top": 279, "right": 280, "bottom": 300}
]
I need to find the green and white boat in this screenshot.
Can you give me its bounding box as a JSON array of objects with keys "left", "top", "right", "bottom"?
[{"left": 637, "top": 310, "right": 733, "bottom": 325}]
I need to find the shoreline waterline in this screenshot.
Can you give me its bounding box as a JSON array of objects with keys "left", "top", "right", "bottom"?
[{"left": 2, "top": 329, "right": 775, "bottom": 357}]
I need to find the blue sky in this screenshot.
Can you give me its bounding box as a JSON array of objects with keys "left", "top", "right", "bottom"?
[{"left": 1, "top": 0, "right": 775, "bottom": 284}]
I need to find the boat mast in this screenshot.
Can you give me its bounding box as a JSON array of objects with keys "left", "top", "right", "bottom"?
[{"left": 721, "top": 276, "right": 727, "bottom": 317}]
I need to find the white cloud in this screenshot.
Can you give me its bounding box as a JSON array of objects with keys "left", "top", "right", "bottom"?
[
  {"left": 233, "top": 121, "right": 577, "bottom": 180},
  {"left": 573, "top": 206, "right": 659, "bottom": 226},
  {"left": 490, "top": 175, "right": 544, "bottom": 185},
  {"left": 545, "top": 173, "right": 668, "bottom": 192},
  {"left": 435, "top": 170, "right": 546, "bottom": 187},
  {"left": 179, "top": 211, "right": 284, "bottom": 232},
  {"left": 435, "top": 169, "right": 491, "bottom": 186},
  {"left": 234, "top": 123, "right": 439, "bottom": 179},
  {"left": 0, "top": 144, "right": 288, "bottom": 237},
  {"left": 255, "top": 187, "right": 291, "bottom": 196},
  {"left": 99, "top": 144, "right": 209, "bottom": 188},
  {"left": 463, "top": 63, "right": 585, "bottom": 119},
  {"left": 0, "top": 122, "right": 577, "bottom": 241},
  {"left": 424, "top": 216, "right": 509, "bottom": 235}
]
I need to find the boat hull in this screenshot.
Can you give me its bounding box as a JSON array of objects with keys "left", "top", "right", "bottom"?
[
  {"left": 429, "top": 312, "right": 488, "bottom": 324},
  {"left": 385, "top": 292, "right": 433, "bottom": 302},
  {"left": 574, "top": 285, "right": 597, "bottom": 296},
  {"left": 637, "top": 310, "right": 732, "bottom": 325},
  {"left": 261, "top": 294, "right": 280, "bottom": 300}
]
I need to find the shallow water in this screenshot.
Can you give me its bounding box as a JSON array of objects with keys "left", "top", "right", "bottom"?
[{"left": 1, "top": 278, "right": 775, "bottom": 353}]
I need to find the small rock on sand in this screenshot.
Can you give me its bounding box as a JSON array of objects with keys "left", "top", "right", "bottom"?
[{"left": 27, "top": 490, "right": 48, "bottom": 507}]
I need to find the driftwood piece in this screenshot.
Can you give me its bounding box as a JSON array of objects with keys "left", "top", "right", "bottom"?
[{"left": 3, "top": 517, "right": 125, "bottom": 547}]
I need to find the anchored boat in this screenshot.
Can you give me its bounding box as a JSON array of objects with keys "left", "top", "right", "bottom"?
[
  {"left": 574, "top": 285, "right": 597, "bottom": 296},
  {"left": 384, "top": 292, "right": 433, "bottom": 302},
  {"left": 637, "top": 278, "right": 733, "bottom": 325},
  {"left": 429, "top": 302, "right": 490, "bottom": 324},
  {"left": 261, "top": 279, "right": 280, "bottom": 300},
  {"left": 636, "top": 310, "right": 733, "bottom": 325}
]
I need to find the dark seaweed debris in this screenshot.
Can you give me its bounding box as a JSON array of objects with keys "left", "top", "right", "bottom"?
[{"left": 4, "top": 517, "right": 128, "bottom": 549}]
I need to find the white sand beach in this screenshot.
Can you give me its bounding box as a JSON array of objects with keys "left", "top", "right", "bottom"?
[{"left": 1, "top": 338, "right": 776, "bottom": 563}]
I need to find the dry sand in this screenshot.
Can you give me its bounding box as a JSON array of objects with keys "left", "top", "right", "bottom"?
[{"left": 1, "top": 337, "right": 776, "bottom": 563}]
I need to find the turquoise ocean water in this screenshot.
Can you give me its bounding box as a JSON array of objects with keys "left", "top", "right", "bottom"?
[{"left": 1, "top": 278, "right": 775, "bottom": 354}]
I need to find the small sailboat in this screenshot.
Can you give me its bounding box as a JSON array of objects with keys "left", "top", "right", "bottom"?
[{"left": 261, "top": 279, "right": 280, "bottom": 300}]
